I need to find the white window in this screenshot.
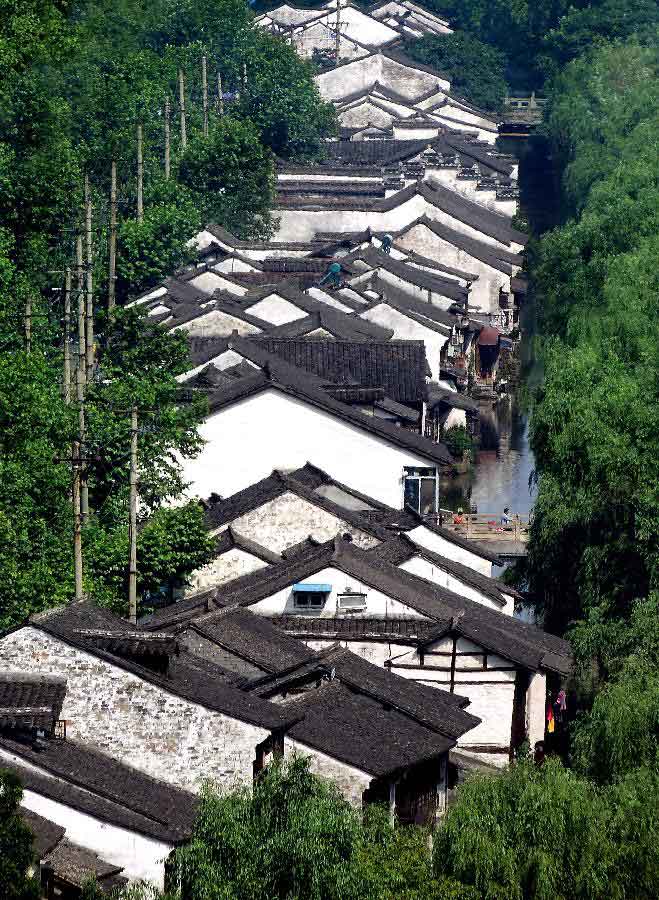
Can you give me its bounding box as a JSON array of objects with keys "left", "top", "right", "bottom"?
[
  {"left": 338, "top": 591, "right": 367, "bottom": 611},
  {"left": 404, "top": 466, "right": 438, "bottom": 517}
]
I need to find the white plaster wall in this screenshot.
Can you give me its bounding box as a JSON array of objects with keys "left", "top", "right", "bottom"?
[
  {"left": 248, "top": 565, "right": 428, "bottom": 619},
  {"left": 275, "top": 192, "right": 515, "bottom": 254},
  {"left": 188, "top": 271, "right": 231, "bottom": 295},
  {"left": 395, "top": 224, "right": 512, "bottom": 314},
  {"left": 189, "top": 547, "right": 269, "bottom": 593},
  {"left": 406, "top": 524, "right": 493, "bottom": 576},
  {"left": 315, "top": 53, "right": 449, "bottom": 103},
  {"left": 526, "top": 671, "right": 546, "bottom": 748},
  {"left": 245, "top": 295, "right": 308, "bottom": 325},
  {"left": 213, "top": 257, "right": 259, "bottom": 274},
  {"left": 338, "top": 103, "right": 396, "bottom": 127},
  {"left": 393, "top": 125, "right": 441, "bottom": 141},
  {"left": 182, "top": 389, "right": 443, "bottom": 509},
  {"left": 0, "top": 629, "right": 268, "bottom": 793},
  {"left": 0, "top": 754, "right": 171, "bottom": 889},
  {"left": 359, "top": 303, "right": 448, "bottom": 382},
  {"left": 213, "top": 492, "right": 379, "bottom": 553},
  {"left": 398, "top": 556, "right": 503, "bottom": 612},
  {"left": 172, "top": 310, "right": 262, "bottom": 338},
  {"left": 305, "top": 287, "right": 352, "bottom": 311},
  {"left": 285, "top": 740, "right": 371, "bottom": 807}
]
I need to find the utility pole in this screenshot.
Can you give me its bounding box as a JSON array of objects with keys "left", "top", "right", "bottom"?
[
  {"left": 217, "top": 72, "right": 224, "bottom": 116},
  {"left": 108, "top": 160, "right": 117, "bottom": 312},
  {"left": 335, "top": 0, "right": 341, "bottom": 62},
  {"left": 242, "top": 62, "right": 247, "bottom": 95},
  {"left": 164, "top": 96, "right": 171, "bottom": 179},
  {"left": 136, "top": 124, "right": 144, "bottom": 222},
  {"left": 24, "top": 295, "right": 32, "bottom": 354},
  {"left": 84, "top": 175, "right": 94, "bottom": 381},
  {"left": 76, "top": 233, "right": 89, "bottom": 523},
  {"left": 202, "top": 54, "right": 209, "bottom": 138},
  {"left": 72, "top": 438, "right": 84, "bottom": 602},
  {"left": 128, "top": 405, "right": 138, "bottom": 625},
  {"left": 63, "top": 267, "right": 72, "bottom": 403},
  {"left": 178, "top": 68, "right": 187, "bottom": 150}
]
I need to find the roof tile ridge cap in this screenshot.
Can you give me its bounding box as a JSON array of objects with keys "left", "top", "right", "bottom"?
[{"left": 29, "top": 605, "right": 68, "bottom": 623}]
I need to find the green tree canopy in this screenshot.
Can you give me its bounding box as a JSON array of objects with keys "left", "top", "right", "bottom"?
[
  {"left": 0, "top": 770, "right": 40, "bottom": 900},
  {"left": 404, "top": 33, "right": 507, "bottom": 111},
  {"left": 178, "top": 117, "right": 274, "bottom": 238},
  {"left": 433, "top": 756, "right": 659, "bottom": 900}
]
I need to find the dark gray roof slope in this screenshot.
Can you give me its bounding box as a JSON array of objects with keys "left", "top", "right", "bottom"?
[
  {"left": 264, "top": 309, "right": 394, "bottom": 342},
  {"left": 358, "top": 285, "right": 458, "bottom": 335},
  {"left": 287, "top": 681, "right": 455, "bottom": 777},
  {"left": 213, "top": 526, "right": 282, "bottom": 565},
  {"left": 21, "top": 807, "right": 66, "bottom": 858},
  {"left": 250, "top": 645, "right": 476, "bottom": 736},
  {"left": 2, "top": 736, "right": 197, "bottom": 842},
  {"left": 349, "top": 246, "right": 468, "bottom": 303},
  {"left": 44, "top": 839, "right": 127, "bottom": 892},
  {"left": 0, "top": 672, "right": 66, "bottom": 730},
  {"left": 30, "top": 602, "right": 298, "bottom": 731},
  {"left": 250, "top": 338, "right": 428, "bottom": 404},
  {"left": 139, "top": 589, "right": 220, "bottom": 631},
  {"left": 212, "top": 539, "right": 571, "bottom": 675},
  {"left": 189, "top": 607, "right": 314, "bottom": 674}
]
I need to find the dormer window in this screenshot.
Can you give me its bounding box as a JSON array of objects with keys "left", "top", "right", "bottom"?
[{"left": 292, "top": 583, "right": 331, "bottom": 610}]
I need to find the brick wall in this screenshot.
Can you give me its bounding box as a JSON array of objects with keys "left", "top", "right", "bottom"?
[{"left": 0, "top": 628, "right": 268, "bottom": 794}]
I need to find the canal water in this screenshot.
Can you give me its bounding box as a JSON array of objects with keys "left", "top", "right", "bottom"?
[{"left": 440, "top": 136, "right": 558, "bottom": 535}]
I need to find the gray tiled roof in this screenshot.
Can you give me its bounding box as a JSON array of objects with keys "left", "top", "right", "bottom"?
[
  {"left": 30, "top": 602, "right": 298, "bottom": 731},
  {"left": 190, "top": 607, "right": 315, "bottom": 674},
  {"left": 0, "top": 672, "right": 67, "bottom": 730},
  {"left": 3, "top": 736, "right": 198, "bottom": 842},
  {"left": 250, "top": 337, "right": 428, "bottom": 404},
  {"left": 210, "top": 539, "right": 571, "bottom": 675}
]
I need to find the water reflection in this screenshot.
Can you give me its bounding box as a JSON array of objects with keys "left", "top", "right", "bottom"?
[{"left": 441, "top": 399, "right": 536, "bottom": 518}]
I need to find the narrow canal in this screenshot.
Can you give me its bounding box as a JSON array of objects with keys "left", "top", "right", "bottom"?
[{"left": 442, "top": 135, "right": 559, "bottom": 526}]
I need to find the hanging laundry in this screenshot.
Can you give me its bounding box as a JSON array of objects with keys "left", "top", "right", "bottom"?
[
  {"left": 546, "top": 703, "right": 555, "bottom": 734},
  {"left": 554, "top": 689, "right": 567, "bottom": 724}
]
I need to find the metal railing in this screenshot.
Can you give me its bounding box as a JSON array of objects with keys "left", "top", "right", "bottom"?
[{"left": 435, "top": 512, "right": 531, "bottom": 542}]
